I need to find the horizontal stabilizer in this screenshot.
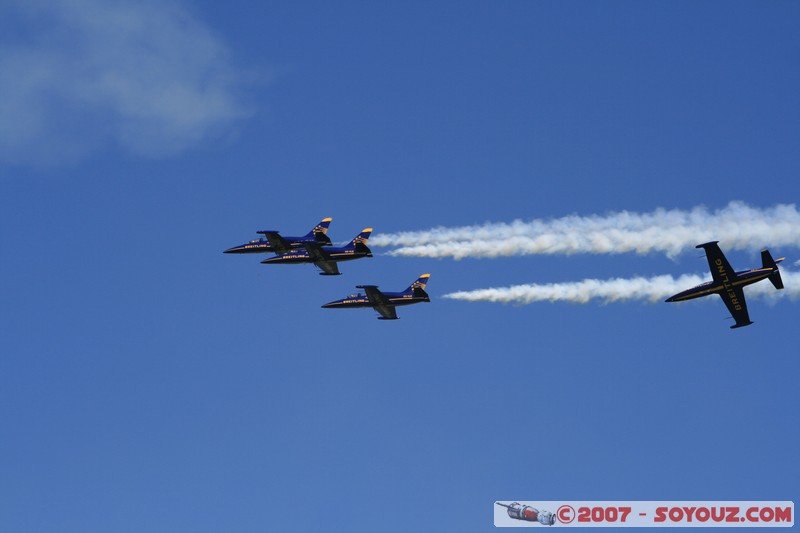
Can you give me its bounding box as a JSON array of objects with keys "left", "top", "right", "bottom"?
[
  {"left": 761, "top": 249, "right": 784, "bottom": 268},
  {"left": 730, "top": 321, "right": 754, "bottom": 329},
  {"left": 354, "top": 242, "right": 372, "bottom": 255},
  {"left": 761, "top": 249, "right": 785, "bottom": 290},
  {"left": 315, "top": 233, "right": 333, "bottom": 245}
]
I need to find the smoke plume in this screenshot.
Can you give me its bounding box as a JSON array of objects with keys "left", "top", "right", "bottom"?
[
  {"left": 372, "top": 202, "right": 800, "bottom": 259},
  {"left": 444, "top": 271, "right": 800, "bottom": 305}
]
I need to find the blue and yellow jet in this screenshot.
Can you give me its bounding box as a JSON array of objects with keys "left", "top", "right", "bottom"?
[
  {"left": 665, "top": 241, "right": 784, "bottom": 328},
  {"left": 261, "top": 228, "right": 373, "bottom": 275},
  {"left": 223, "top": 217, "right": 333, "bottom": 254},
  {"left": 322, "top": 274, "right": 431, "bottom": 319}
]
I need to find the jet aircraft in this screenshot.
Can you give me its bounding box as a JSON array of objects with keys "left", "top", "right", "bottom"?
[
  {"left": 223, "top": 217, "right": 332, "bottom": 254},
  {"left": 261, "top": 228, "right": 373, "bottom": 275},
  {"left": 321, "top": 274, "right": 431, "bottom": 319},
  {"left": 665, "top": 241, "right": 784, "bottom": 328}
]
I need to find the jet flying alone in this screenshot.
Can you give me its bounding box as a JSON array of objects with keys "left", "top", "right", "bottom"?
[
  {"left": 322, "top": 274, "right": 431, "bottom": 319},
  {"left": 665, "top": 241, "right": 784, "bottom": 328}
]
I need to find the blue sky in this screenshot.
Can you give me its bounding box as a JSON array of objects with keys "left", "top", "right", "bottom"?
[{"left": 1, "top": 1, "right": 798, "bottom": 531}]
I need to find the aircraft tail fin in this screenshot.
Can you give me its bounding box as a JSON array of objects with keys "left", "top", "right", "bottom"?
[
  {"left": 761, "top": 249, "right": 785, "bottom": 290},
  {"left": 305, "top": 217, "right": 333, "bottom": 245},
  {"left": 403, "top": 273, "right": 431, "bottom": 296},
  {"left": 346, "top": 228, "right": 373, "bottom": 253}
]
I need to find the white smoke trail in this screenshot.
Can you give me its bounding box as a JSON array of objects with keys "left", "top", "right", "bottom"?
[
  {"left": 371, "top": 202, "right": 800, "bottom": 259},
  {"left": 444, "top": 271, "right": 800, "bottom": 305}
]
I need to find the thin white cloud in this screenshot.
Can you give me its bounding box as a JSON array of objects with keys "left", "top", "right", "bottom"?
[
  {"left": 372, "top": 202, "right": 800, "bottom": 259},
  {"left": 0, "top": 0, "right": 254, "bottom": 165},
  {"left": 444, "top": 270, "right": 800, "bottom": 305}
]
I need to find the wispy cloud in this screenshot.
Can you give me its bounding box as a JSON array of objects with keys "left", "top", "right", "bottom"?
[
  {"left": 444, "top": 271, "right": 800, "bottom": 305},
  {"left": 0, "top": 0, "right": 254, "bottom": 165},
  {"left": 372, "top": 202, "right": 800, "bottom": 259}
]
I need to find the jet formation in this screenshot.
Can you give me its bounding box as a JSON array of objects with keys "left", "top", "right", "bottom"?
[
  {"left": 260, "top": 228, "right": 373, "bottom": 276},
  {"left": 225, "top": 218, "right": 430, "bottom": 319},
  {"left": 225, "top": 218, "right": 372, "bottom": 275},
  {"left": 665, "top": 241, "right": 784, "bottom": 329},
  {"left": 226, "top": 219, "right": 786, "bottom": 328}
]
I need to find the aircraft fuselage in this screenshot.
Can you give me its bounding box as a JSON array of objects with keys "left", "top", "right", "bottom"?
[
  {"left": 322, "top": 292, "right": 429, "bottom": 309},
  {"left": 261, "top": 247, "right": 371, "bottom": 264},
  {"left": 665, "top": 266, "right": 774, "bottom": 303},
  {"left": 224, "top": 235, "right": 324, "bottom": 254}
]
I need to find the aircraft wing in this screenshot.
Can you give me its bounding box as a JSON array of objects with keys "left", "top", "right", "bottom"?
[
  {"left": 697, "top": 241, "right": 735, "bottom": 283},
  {"left": 303, "top": 242, "right": 340, "bottom": 275},
  {"left": 258, "top": 231, "right": 292, "bottom": 254},
  {"left": 302, "top": 242, "right": 325, "bottom": 260},
  {"left": 718, "top": 287, "right": 753, "bottom": 328},
  {"left": 314, "top": 260, "right": 340, "bottom": 275},
  {"left": 304, "top": 242, "right": 330, "bottom": 262},
  {"left": 361, "top": 286, "right": 398, "bottom": 319}
]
